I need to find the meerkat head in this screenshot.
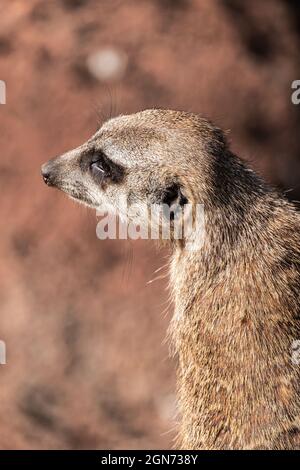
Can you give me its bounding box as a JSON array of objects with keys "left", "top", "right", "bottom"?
[{"left": 41, "top": 109, "right": 227, "bottom": 243}]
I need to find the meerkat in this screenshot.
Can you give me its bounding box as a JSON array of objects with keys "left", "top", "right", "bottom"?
[{"left": 41, "top": 109, "right": 300, "bottom": 450}]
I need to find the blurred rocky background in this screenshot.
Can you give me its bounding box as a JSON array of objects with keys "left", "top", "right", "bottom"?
[{"left": 0, "top": 0, "right": 299, "bottom": 449}]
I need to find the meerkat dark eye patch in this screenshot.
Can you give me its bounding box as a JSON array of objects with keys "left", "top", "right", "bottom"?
[{"left": 83, "top": 150, "right": 125, "bottom": 185}]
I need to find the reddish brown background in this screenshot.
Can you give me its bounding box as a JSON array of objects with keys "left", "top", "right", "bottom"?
[{"left": 0, "top": 0, "right": 299, "bottom": 449}]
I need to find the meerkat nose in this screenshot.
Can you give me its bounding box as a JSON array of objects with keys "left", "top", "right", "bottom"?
[{"left": 41, "top": 162, "right": 55, "bottom": 186}]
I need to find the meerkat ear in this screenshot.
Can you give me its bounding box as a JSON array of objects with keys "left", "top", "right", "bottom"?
[
  {"left": 162, "top": 183, "right": 188, "bottom": 221},
  {"left": 162, "top": 183, "right": 188, "bottom": 206}
]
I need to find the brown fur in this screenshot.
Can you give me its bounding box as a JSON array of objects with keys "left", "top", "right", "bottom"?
[
  {"left": 42, "top": 109, "right": 300, "bottom": 449},
  {"left": 170, "top": 193, "right": 300, "bottom": 449}
]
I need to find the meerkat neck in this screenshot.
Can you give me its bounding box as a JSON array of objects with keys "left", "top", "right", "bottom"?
[{"left": 205, "top": 152, "right": 271, "bottom": 250}]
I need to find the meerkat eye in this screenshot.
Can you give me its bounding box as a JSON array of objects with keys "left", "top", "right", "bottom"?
[
  {"left": 91, "top": 160, "right": 105, "bottom": 174},
  {"left": 90, "top": 153, "right": 110, "bottom": 181}
]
